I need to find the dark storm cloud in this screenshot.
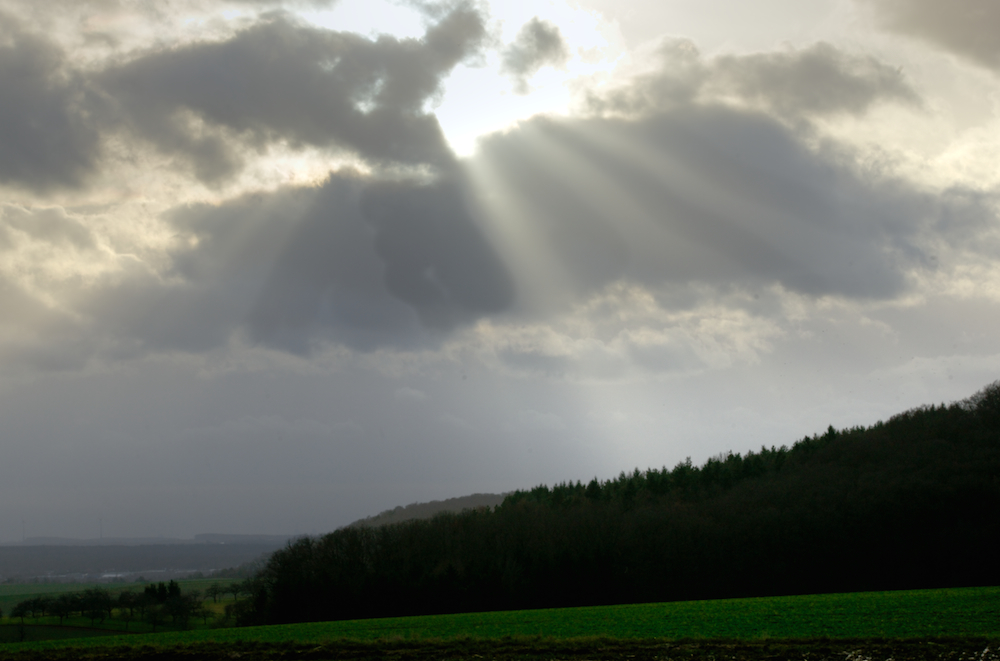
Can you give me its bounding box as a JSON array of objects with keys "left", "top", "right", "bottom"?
[
  {"left": 361, "top": 177, "right": 514, "bottom": 329},
  {"left": 593, "top": 40, "right": 919, "bottom": 119},
  {"left": 99, "top": 6, "right": 486, "bottom": 181},
  {"left": 501, "top": 18, "right": 569, "bottom": 94},
  {"left": 0, "top": 20, "right": 101, "bottom": 191},
  {"left": 241, "top": 178, "right": 417, "bottom": 354},
  {"left": 474, "top": 105, "right": 985, "bottom": 301},
  {"left": 87, "top": 171, "right": 512, "bottom": 354},
  {"left": 861, "top": 0, "right": 1000, "bottom": 71}
]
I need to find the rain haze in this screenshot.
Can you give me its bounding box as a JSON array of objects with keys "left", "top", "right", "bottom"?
[{"left": 1, "top": 0, "right": 999, "bottom": 541}]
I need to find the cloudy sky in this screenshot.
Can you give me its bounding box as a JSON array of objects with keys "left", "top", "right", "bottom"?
[{"left": 1, "top": 0, "right": 998, "bottom": 541}]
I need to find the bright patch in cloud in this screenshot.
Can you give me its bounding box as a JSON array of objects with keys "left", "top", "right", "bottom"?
[
  {"left": 297, "top": 0, "right": 428, "bottom": 40},
  {"left": 435, "top": 0, "right": 624, "bottom": 156}
]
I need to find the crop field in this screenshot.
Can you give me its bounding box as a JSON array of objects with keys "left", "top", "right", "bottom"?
[{"left": 0, "top": 585, "right": 997, "bottom": 659}]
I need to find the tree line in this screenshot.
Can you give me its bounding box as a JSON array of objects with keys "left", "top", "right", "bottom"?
[
  {"left": 238, "top": 381, "right": 1000, "bottom": 626},
  {"left": 4, "top": 580, "right": 256, "bottom": 632}
]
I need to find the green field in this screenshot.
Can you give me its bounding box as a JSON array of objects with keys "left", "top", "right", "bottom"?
[
  {"left": 0, "top": 624, "right": 125, "bottom": 644},
  {"left": 1, "top": 585, "right": 997, "bottom": 656}
]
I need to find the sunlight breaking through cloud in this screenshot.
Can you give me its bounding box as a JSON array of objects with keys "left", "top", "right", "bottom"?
[{"left": 1, "top": 0, "right": 999, "bottom": 539}]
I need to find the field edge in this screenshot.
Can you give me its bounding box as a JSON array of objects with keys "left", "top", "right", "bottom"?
[{"left": 1, "top": 635, "right": 999, "bottom": 661}]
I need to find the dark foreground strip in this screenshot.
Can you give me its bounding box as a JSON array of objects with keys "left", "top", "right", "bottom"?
[{"left": 0, "top": 638, "right": 996, "bottom": 661}]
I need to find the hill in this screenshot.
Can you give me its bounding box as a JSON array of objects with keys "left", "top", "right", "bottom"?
[
  {"left": 346, "top": 493, "right": 508, "bottom": 528},
  {"left": 0, "top": 540, "right": 290, "bottom": 583},
  {"left": 240, "top": 380, "right": 1000, "bottom": 625}
]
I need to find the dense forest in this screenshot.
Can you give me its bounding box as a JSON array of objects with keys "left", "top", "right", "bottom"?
[{"left": 240, "top": 382, "right": 1000, "bottom": 625}]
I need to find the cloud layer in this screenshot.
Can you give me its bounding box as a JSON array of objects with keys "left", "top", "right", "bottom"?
[
  {"left": 0, "top": 19, "right": 101, "bottom": 190},
  {"left": 1, "top": 20, "right": 996, "bottom": 365},
  {"left": 591, "top": 40, "right": 920, "bottom": 119},
  {"left": 83, "top": 171, "right": 514, "bottom": 356},
  {"left": 101, "top": 8, "right": 486, "bottom": 181},
  {"left": 862, "top": 0, "right": 1000, "bottom": 71},
  {"left": 0, "top": 3, "right": 486, "bottom": 190}
]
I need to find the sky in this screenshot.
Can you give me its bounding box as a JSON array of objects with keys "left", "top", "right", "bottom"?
[{"left": 1, "top": 0, "right": 999, "bottom": 541}]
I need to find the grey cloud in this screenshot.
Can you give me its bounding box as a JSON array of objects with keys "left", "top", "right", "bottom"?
[
  {"left": 361, "top": 177, "right": 514, "bottom": 329},
  {"left": 593, "top": 40, "right": 918, "bottom": 119},
  {"left": 87, "top": 170, "right": 512, "bottom": 355},
  {"left": 590, "top": 39, "right": 705, "bottom": 111},
  {"left": 932, "top": 188, "right": 1000, "bottom": 250},
  {"left": 99, "top": 6, "right": 486, "bottom": 182},
  {"left": 4, "top": 18, "right": 985, "bottom": 366},
  {"left": 3, "top": 0, "right": 340, "bottom": 19},
  {"left": 226, "top": 0, "right": 338, "bottom": 4},
  {"left": 0, "top": 2, "right": 485, "bottom": 188},
  {"left": 862, "top": 0, "right": 1000, "bottom": 71},
  {"left": 89, "top": 174, "right": 412, "bottom": 354},
  {"left": 241, "top": 178, "right": 421, "bottom": 353},
  {"left": 0, "top": 224, "right": 13, "bottom": 252},
  {"left": 0, "top": 269, "right": 94, "bottom": 372},
  {"left": 77, "top": 100, "right": 995, "bottom": 360},
  {"left": 501, "top": 18, "right": 569, "bottom": 94},
  {"left": 710, "top": 42, "right": 920, "bottom": 117},
  {"left": 0, "top": 274, "right": 50, "bottom": 329},
  {"left": 0, "top": 21, "right": 101, "bottom": 190},
  {"left": 497, "top": 349, "right": 573, "bottom": 378},
  {"left": 473, "top": 105, "right": 985, "bottom": 302},
  {"left": 0, "top": 205, "right": 96, "bottom": 249}
]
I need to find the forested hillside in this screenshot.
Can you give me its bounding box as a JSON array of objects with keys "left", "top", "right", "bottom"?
[{"left": 241, "top": 382, "right": 1000, "bottom": 625}]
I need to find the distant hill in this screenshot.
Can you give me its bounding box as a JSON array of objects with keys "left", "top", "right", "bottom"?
[
  {"left": 347, "top": 493, "right": 508, "bottom": 528},
  {"left": 2, "top": 534, "right": 293, "bottom": 547},
  {"left": 0, "top": 539, "right": 294, "bottom": 582}
]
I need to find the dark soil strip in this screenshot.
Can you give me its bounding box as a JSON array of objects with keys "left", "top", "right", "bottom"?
[{"left": 1, "top": 637, "right": 997, "bottom": 661}]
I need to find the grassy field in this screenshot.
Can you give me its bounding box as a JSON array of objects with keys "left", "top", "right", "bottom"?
[
  {"left": 0, "top": 585, "right": 997, "bottom": 656},
  {"left": 0, "top": 625, "right": 125, "bottom": 644}
]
